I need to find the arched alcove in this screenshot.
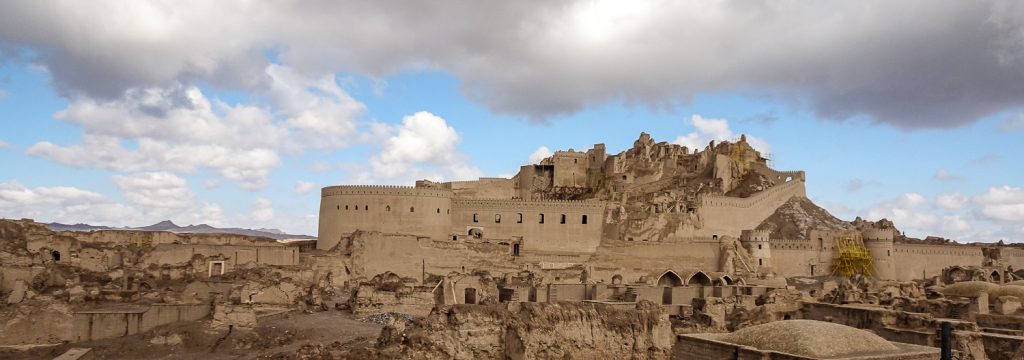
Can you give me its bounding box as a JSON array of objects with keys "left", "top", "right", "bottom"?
[
  {"left": 657, "top": 270, "right": 683, "bottom": 287},
  {"left": 686, "top": 271, "right": 712, "bottom": 286}
]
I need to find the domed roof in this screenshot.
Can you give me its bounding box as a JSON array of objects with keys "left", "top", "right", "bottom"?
[
  {"left": 991, "top": 285, "right": 1024, "bottom": 300},
  {"left": 941, "top": 281, "right": 998, "bottom": 298},
  {"left": 721, "top": 320, "right": 897, "bottom": 357}
]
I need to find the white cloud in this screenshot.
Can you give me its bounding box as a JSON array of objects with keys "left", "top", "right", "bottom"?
[
  {"left": 266, "top": 64, "right": 364, "bottom": 149},
  {"left": 673, "top": 115, "right": 770, "bottom": 154},
  {"left": 0, "top": 88, "right": 7, "bottom": 99},
  {"left": 933, "top": 169, "right": 965, "bottom": 182},
  {"left": 294, "top": 180, "right": 316, "bottom": 195},
  {"left": 941, "top": 215, "right": 972, "bottom": 233},
  {"left": 847, "top": 186, "right": 1024, "bottom": 242},
  {"left": 0, "top": 182, "right": 105, "bottom": 208},
  {"left": 527, "top": 146, "right": 552, "bottom": 164},
  {"left": 0, "top": 181, "right": 142, "bottom": 225},
  {"left": 309, "top": 162, "right": 331, "bottom": 173},
  {"left": 203, "top": 179, "right": 221, "bottom": 189},
  {"left": 196, "top": 203, "right": 225, "bottom": 227},
  {"left": 23, "top": 65, "right": 364, "bottom": 190},
  {"left": 975, "top": 186, "right": 1024, "bottom": 221},
  {"left": 356, "top": 111, "right": 482, "bottom": 183},
  {"left": 935, "top": 192, "right": 968, "bottom": 210},
  {"left": 864, "top": 192, "right": 938, "bottom": 234},
  {"left": 1000, "top": 112, "right": 1024, "bottom": 131},
  {"left": 0, "top": 140, "right": 9, "bottom": 150},
  {"left": 6, "top": 2, "right": 1021, "bottom": 127},
  {"left": 249, "top": 198, "right": 274, "bottom": 223},
  {"left": 25, "top": 83, "right": 283, "bottom": 189},
  {"left": 113, "top": 172, "right": 193, "bottom": 210}
]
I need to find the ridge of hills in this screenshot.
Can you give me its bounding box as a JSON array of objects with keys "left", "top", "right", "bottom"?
[{"left": 45, "top": 220, "right": 315, "bottom": 240}]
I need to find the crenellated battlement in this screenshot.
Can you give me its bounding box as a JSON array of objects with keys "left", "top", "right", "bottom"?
[
  {"left": 861, "top": 228, "right": 895, "bottom": 241},
  {"left": 453, "top": 198, "right": 606, "bottom": 211},
  {"left": 321, "top": 185, "right": 454, "bottom": 198},
  {"left": 741, "top": 229, "right": 771, "bottom": 243},
  {"left": 699, "top": 179, "right": 804, "bottom": 208}
]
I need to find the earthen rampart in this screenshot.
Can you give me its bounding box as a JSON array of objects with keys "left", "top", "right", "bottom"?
[
  {"left": 318, "top": 186, "right": 454, "bottom": 250},
  {"left": 699, "top": 178, "right": 804, "bottom": 208},
  {"left": 452, "top": 199, "right": 605, "bottom": 255},
  {"left": 892, "top": 243, "right": 982, "bottom": 280},
  {"left": 698, "top": 179, "right": 806, "bottom": 237},
  {"left": 321, "top": 185, "right": 454, "bottom": 198},
  {"left": 452, "top": 198, "right": 605, "bottom": 210}
]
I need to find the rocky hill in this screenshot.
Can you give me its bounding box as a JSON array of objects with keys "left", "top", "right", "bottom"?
[
  {"left": 46, "top": 220, "right": 314, "bottom": 240},
  {"left": 756, "top": 197, "right": 853, "bottom": 240}
]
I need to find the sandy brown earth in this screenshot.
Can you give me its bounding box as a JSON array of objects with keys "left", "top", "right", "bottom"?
[{"left": 0, "top": 311, "right": 382, "bottom": 360}]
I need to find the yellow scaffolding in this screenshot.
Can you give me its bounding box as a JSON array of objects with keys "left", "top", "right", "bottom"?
[{"left": 831, "top": 231, "right": 874, "bottom": 277}]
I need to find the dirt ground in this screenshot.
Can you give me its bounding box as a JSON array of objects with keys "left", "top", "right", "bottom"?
[{"left": 0, "top": 311, "right": 383, "bottom": 360}]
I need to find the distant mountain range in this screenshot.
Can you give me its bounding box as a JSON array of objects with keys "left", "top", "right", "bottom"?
[{"left": 46, "top": 220, "right": 316, "bottom": 240}]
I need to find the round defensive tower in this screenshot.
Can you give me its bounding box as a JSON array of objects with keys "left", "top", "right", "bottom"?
[
  {"left": 740, "top": 229, "right": 772, "bottom": 269},
  {"left": 861, "top": 228, "right": 895, "bottom": 280},
  {"left": 317, "top": 185, "right": 454, "bottom": 250}
]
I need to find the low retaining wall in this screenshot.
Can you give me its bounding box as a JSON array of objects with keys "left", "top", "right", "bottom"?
[{"left": 72, "top": 303, "right": 210, "bottom": 342}]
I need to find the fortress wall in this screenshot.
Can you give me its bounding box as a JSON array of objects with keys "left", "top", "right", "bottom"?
[
  {"left": 448, "top": 178, "right": 516, "bottom": 199},
  {"left": 317, "top": 186, "right": 454, "bottom": 250},
  {"left": 1002, "top": 248, "right": 1024, "bottom": 269},
  {"left": 861, "top": 229, "right": 897, "bottom": 280},
  {"left": 144, "top": 244, "right": 299, "bottom": 269},
  {"left": 353, "top": 233, "right": 518, "bottom": 281},
  {"left": 552, "top": 151, "right": 589, "bottom": 187},
  {"left": 697, "top": 179, "right": 806, "bottom": 237},
  {"left": 864, "top": 239, "right": 896, "bottom": 280},
  {"left": 517, "top": 165, "right": 537, "bottom": 200},
  {"left": 771, "top": 248, "right": 831, "bottom": 277},
  {"left": 589, "top": 241, "right": 722, "bottom": 282},
  {"left": 892, "top": 244, "right": 983, "bottom": 281},
  {"left": 453, "top": 199, "right": 605, "bottom": 255},
  {"left": 752, "top": 163, "right": 805, "bottom": 183},
  {"left": 66, "top": 230, "right": 273, "bottom": 246}
]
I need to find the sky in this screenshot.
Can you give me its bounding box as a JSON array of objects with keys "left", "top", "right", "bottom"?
[{"left": 0, "top": 1, "right": 1022, "bottom": 241}]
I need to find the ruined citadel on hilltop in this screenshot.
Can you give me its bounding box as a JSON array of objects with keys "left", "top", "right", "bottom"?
[
  {"left": 318, "top": 132, "right": 1021, "bottom": 285},
  {"left": 4, "top": 132, "right": 1022, "bottom": 359}
]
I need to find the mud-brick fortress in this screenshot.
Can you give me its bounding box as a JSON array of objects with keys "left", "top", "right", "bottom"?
[{"left": 318, "top": 133, "right": 1024, "bottom": 284}]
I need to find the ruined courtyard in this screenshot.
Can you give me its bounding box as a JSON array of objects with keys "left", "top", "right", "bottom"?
[{"left": 1, "top": 132, "right": 1022, "bottom": 359}]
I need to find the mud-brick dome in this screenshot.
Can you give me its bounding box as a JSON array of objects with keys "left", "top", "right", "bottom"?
[{"left": 721, "top": 320, "right": 897, "bottom": 358}]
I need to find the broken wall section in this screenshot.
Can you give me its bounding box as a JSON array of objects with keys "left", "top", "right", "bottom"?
[{"left": 373, "top": 301, "right": 673, "bottom": 360}]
